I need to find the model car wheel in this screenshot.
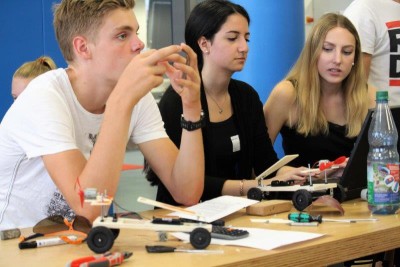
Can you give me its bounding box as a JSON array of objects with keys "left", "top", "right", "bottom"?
[
  {"left": 333, "top": 184, "right": 346, "bottom": 203},
  {"left": 247, "top": 187, "right": 263, "bottom": 201},
  {"left": 292, "top": 189, "right": 312, "bottom": 211},
  {"left": 110, "top": 228, "right": 120, "bottom": 239},
  {"left": 87, "top": 226, "right": 115, "bottom": 254},
  {"left": 190, "top": 227, "right": 211, "bottom": 249}
]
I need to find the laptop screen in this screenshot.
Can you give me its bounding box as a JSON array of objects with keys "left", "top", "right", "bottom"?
[{"left": 339, "top": 105, "right": 400, "bottom": 200}]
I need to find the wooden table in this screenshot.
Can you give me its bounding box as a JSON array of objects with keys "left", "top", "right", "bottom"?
[{"left": 1, "top": 199, "right": 399, "bottom": 267}]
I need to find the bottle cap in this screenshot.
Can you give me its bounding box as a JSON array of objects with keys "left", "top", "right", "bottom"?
[{"left": 376, "top": 91, "right": 388, "bottom": 101}]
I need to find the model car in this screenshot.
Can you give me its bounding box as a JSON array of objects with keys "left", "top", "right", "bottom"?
[
  {"left": 247, "top": 180, "right": 346, "bottom": 211},
  {"left": 84, "top": 194, "right": 212, "bottom": 253}
]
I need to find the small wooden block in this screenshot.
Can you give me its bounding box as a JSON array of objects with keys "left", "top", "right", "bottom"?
[{"left": 246, "top": 200, "right": 292, "bottom": 216}]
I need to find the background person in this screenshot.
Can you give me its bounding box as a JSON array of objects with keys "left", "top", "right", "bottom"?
[
  {"left": 344, "top": 0, "right": 400, "bottom": 106},
  {"left": 11, "top": 56, "right": 57, "bottom": 100}
]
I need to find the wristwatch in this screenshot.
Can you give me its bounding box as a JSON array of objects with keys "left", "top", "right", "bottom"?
[{"left": 180, "top": 111, "right": 205, "bottom": 131}]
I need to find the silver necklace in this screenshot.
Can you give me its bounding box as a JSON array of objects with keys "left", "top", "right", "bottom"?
[{"left": 206, "top": 92, "right": 227, "bottom": 114}]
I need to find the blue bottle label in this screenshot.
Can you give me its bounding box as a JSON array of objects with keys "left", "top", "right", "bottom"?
[{"left": 367, "top": 163, "right": 400, "bottom": 205}]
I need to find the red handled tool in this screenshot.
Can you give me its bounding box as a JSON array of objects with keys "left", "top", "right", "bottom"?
[
  {"left": 319, "top": 156, "right": 346, "bottom": 171},
  {"left": 66, "top": 251, "right": 132, "bottom": 267}
]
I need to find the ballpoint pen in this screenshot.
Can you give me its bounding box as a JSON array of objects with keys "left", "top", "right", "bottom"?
[{"left": 145, "top": 245, "right": 223, "bottom": 254}]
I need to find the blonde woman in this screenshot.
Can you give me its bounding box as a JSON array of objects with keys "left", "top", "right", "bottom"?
[
  {"left": 264, "top": 13, "right": 376, "bottom": 169},
  {"left": 12, "top": 56, "right": 57, "bottom": 100}
]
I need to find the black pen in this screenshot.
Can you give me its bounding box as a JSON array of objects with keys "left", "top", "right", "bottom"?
[{"left": 19, "top": 236, "right": 77, "bottom": 249}]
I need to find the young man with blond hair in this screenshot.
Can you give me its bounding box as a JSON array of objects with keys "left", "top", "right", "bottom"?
[{"left": 0, "top": 0, "right": 204, "bottom": 230}]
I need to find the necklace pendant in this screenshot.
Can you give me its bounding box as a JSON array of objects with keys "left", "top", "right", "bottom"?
[{"left": 219, "top": 109, "right": 223, "bottom": 114}]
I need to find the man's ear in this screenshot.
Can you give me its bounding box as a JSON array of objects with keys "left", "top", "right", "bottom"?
[
  {"left": 72, "top": 35, "right": 91, "bottom": 59},
  {"left": 197, "top": 36, "right": 210, "bottom": 54}
]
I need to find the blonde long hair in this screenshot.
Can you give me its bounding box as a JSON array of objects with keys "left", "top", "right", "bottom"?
[
  {"left": 13, "top": 56, "right": 57, "bottom": 79},
  {"left": 286, "top": 13, "right": 368, "bottom": 137}
]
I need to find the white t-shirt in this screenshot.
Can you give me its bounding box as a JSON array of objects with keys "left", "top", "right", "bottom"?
[
  {"left": 0, "top": 69, "right": 167, "bottom": 230},
  {"left": 344, "top": 0, "right": 400, "bottom": 105}
]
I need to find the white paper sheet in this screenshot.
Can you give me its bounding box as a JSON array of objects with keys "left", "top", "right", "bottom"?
[
  {"left": 172, "top": 227, "right": 324, "bottom": 250},
  {"left": 169, "top": 196, "right": 258, "bottom": 223}
]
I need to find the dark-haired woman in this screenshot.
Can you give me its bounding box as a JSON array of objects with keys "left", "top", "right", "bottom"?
[{"left": 146, "top": 0, "right": 307, "bottom": 205}]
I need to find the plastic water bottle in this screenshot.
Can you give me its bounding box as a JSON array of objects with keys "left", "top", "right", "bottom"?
[{"left": 367, "top": 91, "right": 400, "bottom": 214}]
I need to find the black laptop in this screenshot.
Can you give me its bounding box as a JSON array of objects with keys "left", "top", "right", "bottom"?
[{"left": 338, "top": 105, "right": 400, "bottom": 200}]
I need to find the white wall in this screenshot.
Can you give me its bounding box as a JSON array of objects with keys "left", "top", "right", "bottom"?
[
  {"left": 137, "top": 0, "right": 356, "bottom": 47},
  {"left": 304, "top": 0, "right": 354, "bottom": 36}
]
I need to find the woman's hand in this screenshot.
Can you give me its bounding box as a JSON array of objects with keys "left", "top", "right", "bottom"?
[
  {"left": 314, "top": 157, "right": 348, "bottom": 179},
  {"left": 272, "top": 166, "right": 318, "bottom": 185}
]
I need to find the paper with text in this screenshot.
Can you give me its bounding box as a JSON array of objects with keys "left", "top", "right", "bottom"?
[
  {"left": 172, "top": 227, "right": 324, "bottom": 250},
  {"left": 169, "top": 196, "right": 258, "bottom": 223}
]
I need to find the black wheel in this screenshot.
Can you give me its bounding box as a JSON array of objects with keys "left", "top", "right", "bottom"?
[
  {"left": 292, "top": 189, "right": 312, "bottom": 211},
  {"left": 87, "top": 226, "right": 115, "bottom": 254},
  {"left": 333, "top": 184, "right": 346, "bottom": 203},
  {"left": 110, "top": 228, "right": 120, "bottom": 239},
  {"left": 190, "top": 228, "right": 211, "bottom": 249},
  {"left": 247, "top": 187, "right": 263, "bottom": 201}
]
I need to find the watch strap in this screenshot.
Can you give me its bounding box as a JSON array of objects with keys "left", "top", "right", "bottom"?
[{"left": 180, "top": 111, "right": 205, "bottom": 131}]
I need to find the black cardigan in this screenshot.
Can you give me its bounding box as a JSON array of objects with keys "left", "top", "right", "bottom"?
[{"left": 146, "top": 79, "right": 278, "bottom": 205}]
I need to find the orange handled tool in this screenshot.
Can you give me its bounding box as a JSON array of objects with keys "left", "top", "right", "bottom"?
[{"left": 66, "top": 251, "right": 132, "bottom": 267}]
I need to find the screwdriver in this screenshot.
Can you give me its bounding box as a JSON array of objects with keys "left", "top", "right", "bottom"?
[
  {"left": 288, "top": 212, "right": 322, "bottom": 223},
  {"left": 288, "top": 212, "right": 379, "bottom": 224}
]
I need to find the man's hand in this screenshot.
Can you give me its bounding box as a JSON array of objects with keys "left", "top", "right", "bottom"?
[
  {"left": 162, "top": 43, "right": 202, "bottom": 121},
  {"left": 113, "top": 45, "right": 187, "bottom": 109}
]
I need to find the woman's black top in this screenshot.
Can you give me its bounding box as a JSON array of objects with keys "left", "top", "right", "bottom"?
[
  {"left": 146, "top": 79, "right": 278, "bottom": 205},
  {"left": 280, "top": 123, "right": 356, "bottom": 168}
]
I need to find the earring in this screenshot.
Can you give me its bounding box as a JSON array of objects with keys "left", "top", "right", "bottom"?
[
  {"left": 352, "top": 62, "right": 354, "bottom": 66},
  {"left": 205, "top": 50, "right": 209, "bottom": 54}
]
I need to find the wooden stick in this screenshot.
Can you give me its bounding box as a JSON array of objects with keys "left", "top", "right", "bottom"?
[
  {"left": 137, "top": 196, "right": 197, "bottom": 216},
  {"left": 255, "top": 154, "right": 299, "bottom": 181}
]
